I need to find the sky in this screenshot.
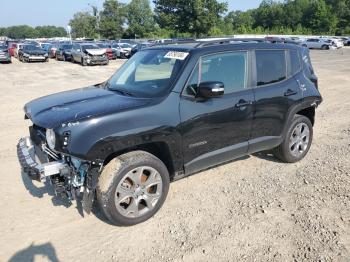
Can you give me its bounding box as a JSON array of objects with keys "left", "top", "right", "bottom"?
[{"left": 0, "top": 0, "right": 262, "bottom": 28}]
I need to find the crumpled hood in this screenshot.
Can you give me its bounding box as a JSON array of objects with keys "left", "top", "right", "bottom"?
[
  {"left": 24, "top": 86, "right": 152, "bottom": 129},
  {"left": 85, "top": 49, "right": 105, "bottom": 56}
]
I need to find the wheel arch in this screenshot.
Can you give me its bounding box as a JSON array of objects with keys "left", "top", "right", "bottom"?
[
  {"left": 282, "top": 104, "right": 316, "bottom": 139},
  {"left": 296, "top": 106, "right": 315, "bottom": 126},
  {"left": 103, "top": 142, "right": 176, "bottom": 180}
]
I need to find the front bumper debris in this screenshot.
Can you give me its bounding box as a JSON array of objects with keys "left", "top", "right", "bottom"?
[{"left": 17, "top": 137, "right": 66, "bottom": 181}]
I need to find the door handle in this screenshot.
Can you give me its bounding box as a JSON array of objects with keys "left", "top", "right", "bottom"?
[
  {"left": 284, "top": 89, "right": 298, "bottom": 96},
  {"left": 235, "top": 100, "right": 252, "bottom": 108}
]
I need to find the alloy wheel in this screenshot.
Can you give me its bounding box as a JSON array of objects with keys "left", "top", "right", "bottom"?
[{"left": 115, "top": 166, "right": 163, "bottom": 218}]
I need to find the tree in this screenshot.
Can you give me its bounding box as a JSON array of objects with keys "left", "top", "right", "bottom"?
[
  {"left": 225, "top": 10, "right": 255, "bottom": 33},
  {"left": 69, "top": 12, "right": 98, "bottom": 38},
  {"left": 307, "top": 0, "right": 338, "bottom": 34},
  {"left": 153, "top": 0, "right": 228, "bottom": 37},
  {"left": 99, "top": 0, "right": 126, "bottom": 39},
  {"left": 125, "top": 0, "right": 155, "bottom": 38},
  {"left": 35, "top": 26, "right": 67, "bottom": 38},
  {"left": 4, "top": 25, "right": 37, "bottom": 39}
]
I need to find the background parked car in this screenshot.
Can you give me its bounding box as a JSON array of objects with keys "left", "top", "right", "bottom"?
[
  {"left": 130, "top": 42, "right": 152, "bottom": 57},
  {"left": 55, "top": 44, "right": 73, "bottom": 61},
  {"left": 7, "top": 42, "right": 17, "bottom": 57},
  {"left": 0, "top": 44, "right": 11, "bottom": 63},
  {"left": 111, "top": 43, "right": 132, "bottom": 58},
  {"left": 71, "top": 43, "right": 108, "bottom": 66},
  {"left": 48, "top": 43, "right": 59, "bottom": 58},
  {"left": 39, "top": 42, "right": 52, "bottom": 53},
  {"left": 302, "top": 38, "right": 334, "bottom": 50},
  {"left": 96, "top": 43, "right": 116, "bottom": 60},
  {"left": 18, "top": 45, "right": 48, "bottom": 62}
]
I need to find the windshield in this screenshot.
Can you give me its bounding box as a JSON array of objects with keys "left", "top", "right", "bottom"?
[
  {"left": 23, "top": 45, "right": 42, "bottom": 51},
  {"left": 60, "top": 44, "right": 72, "bottom": 50},
  {"left": 82, "top": 45, "right": 98, "bottom": 51},
  {"left": 0, "top": 45, "right": 7, "bottom": 51},
  {"left": 106, "top": 49, "right": 187, "bottom": 97},
  {"left": 120, "top": 43, "right": 131, "bottom": 48}
]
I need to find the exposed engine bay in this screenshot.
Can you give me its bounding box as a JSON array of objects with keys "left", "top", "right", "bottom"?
[{"left": 17, "top": 125, "right": 101, "bottom": 213}]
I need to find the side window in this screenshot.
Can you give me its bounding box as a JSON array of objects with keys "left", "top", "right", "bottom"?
[
  {"left": 184, "top": 51, "right": 248, "bottom": 96},
  {"left": 256, "top": 50, "right": 286, "bottom": 86},
  {"left": 288, "top": 50, "right": 301, "bottom": 76}
]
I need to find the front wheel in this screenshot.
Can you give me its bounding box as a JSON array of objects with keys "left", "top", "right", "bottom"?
[
  {"left": 81, "top": 58, "right": 87, "bottom": 66},
  {"left": 273, "top": 115, "right": 313, "bottom": 163},
  {"left": 97, "top": 151, "right": 170, "bottom": 226}
]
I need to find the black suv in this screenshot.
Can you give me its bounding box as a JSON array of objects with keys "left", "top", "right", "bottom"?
[{"left": 17, "top": 40, "right": 322, "bottom": 226}]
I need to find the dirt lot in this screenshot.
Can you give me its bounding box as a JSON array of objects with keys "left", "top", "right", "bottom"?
[{"left": 0, "top": 48, "right": 350, "bottom": 262}]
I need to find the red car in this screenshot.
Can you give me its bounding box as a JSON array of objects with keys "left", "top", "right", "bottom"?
[
  {"left": 7, "top": 42, "right": 17, "bottom": 56},
  {"left": 96, "top": 43, "right": 116, "bottom": 60}
]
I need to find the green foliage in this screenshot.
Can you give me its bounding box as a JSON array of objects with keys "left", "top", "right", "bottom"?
[
  {"left": 153, "top": 0, "right": 227, "bottom": 37},
  {"left": 3, "top": 0, "right": 350, "bottom": 40},
  {"left": 124, "top": 0, "right": 155, "bottom": 38},
  {"left": 99, "top": 0, "right": 126, "bottom": 39},
  {"left": 0, "top": 25, "right": 66, "bottom": 39},
  {"left": 69, "top": 11, "right": 98, "bottom": 38},
  {"left": 35, "top": 26, "right": 67, "bottom": 38}
]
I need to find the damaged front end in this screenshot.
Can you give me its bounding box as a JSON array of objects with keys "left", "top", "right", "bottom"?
[{"left": 17, "top": 125, "right": 101, "bottom": 214}]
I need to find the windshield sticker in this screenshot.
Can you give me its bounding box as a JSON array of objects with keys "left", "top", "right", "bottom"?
[{"left": 164, "top": 51, "right": 189, "bottom": 60}]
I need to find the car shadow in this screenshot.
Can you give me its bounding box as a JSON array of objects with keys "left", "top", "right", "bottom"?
[
  {"left": 91, "top": 201, "right": 114, "bottom": 226},
  {"left": 252, "top": 151, "right": 282, "bottom": 163},
  {"left": 20, "top": 171, "right": 83, "bottom": 211},
  {"left": 8, "top": 242, "right": 60, "bottom": 262}
]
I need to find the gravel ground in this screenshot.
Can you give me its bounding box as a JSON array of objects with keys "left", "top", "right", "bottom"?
[{"left": 0, "top": 48, "right": 349, "bottom": 262}]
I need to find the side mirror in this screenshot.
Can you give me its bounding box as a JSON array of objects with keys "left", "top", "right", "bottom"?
[{"left": 197, "top": 81, "right": 224, "bottom": 98}]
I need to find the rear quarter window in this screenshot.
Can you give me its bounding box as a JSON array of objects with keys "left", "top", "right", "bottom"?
[
  {"left": 256, "top": 50, "right": 286, "bottom": 86},
  {"left": 288, "top": 50, "right": 301, "bottom": 76}
]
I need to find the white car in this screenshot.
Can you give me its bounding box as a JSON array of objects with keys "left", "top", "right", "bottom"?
[
  {"left": 302, "top": 38, "right": 334, "bottom": 50},
  {"left": 330, "top": 38, "right": 344, "bottom": 48},
  {"left": 111, "top": 43, "right": 132, "bottom": 58}
]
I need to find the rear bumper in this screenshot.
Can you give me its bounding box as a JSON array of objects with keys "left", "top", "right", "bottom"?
[{"left": 17, "top": 137, "right": 66, "bottom": 181}]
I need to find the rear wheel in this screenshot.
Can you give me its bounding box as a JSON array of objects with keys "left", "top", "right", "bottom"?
[
  {"left": 273, "top": 115, "right": 313, "bottom": 163},
  {"left": 321, "top": 45, "right": 328, "bottom": 50},
  {"left": 97, "top": 151, "right": 170, "bottom": 226}
]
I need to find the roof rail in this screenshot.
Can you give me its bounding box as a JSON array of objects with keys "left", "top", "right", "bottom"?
[
  {"left": 153, "top": 40, "right": 198, "bottom": 46},
  {"left": 195, "top": 38, "right": 267, "bottom": 48}
]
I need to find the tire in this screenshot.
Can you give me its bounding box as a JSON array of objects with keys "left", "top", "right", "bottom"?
[
  {"left": 18, "top": 55, "right": 22, "bottom": 62},
  {"left": 321, "top": 45, "right": 328, "bottom": 50},
  {"left": 81, "top": 58, "right": 87, "bottom": 66},
  {"left": 62, "top": 55, "right": 66, "bottom": 62},
  {"left": 96, "top": 151, "right": 170, "bottom": 226},
  {"left": 273, "top": 115, "right": 313, "bottom": 163}
]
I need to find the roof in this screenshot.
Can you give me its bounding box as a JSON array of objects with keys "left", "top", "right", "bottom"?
[{"left": 147, "top": 39, "right": 302, "bottom": 55}]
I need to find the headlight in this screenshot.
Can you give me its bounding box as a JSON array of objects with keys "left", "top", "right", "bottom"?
[{"left": 46, "top": 129, "right": 56, "bottom": 150}]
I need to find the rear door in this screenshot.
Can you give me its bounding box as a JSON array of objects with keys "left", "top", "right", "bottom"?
[
  {"left": 249, "top": 49, "right": 303, "bottom": 153},
  {"left": 179, "top": 51, "right": 254, "bottom": 174}
]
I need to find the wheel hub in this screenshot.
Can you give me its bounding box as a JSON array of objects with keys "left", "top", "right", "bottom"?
[{"left": 115, "top": 166, "right": 163, "bottom": 218}]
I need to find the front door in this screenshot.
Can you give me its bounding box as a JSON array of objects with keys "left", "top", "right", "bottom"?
[{"left": 179, "top": 51, "right": 254, "bottom": 174}]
